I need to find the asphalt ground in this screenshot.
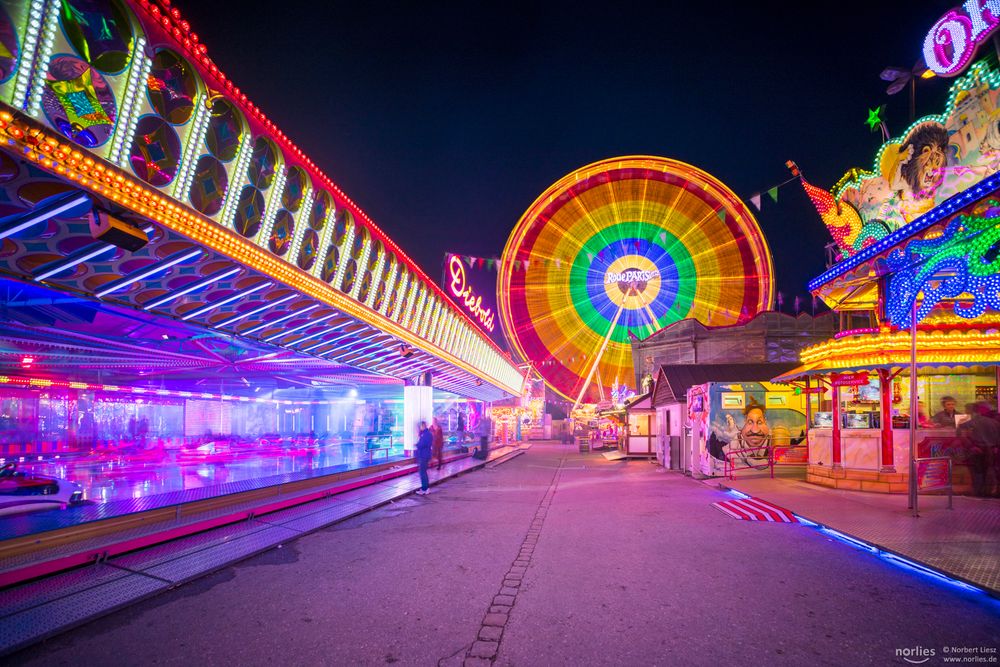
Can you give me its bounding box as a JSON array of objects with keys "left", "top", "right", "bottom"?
[{"left": 10, "top": 443, "right": 1000, "bottom": 666}]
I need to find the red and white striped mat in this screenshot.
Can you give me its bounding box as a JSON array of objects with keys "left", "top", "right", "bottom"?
[{"left": 712, "top": 497, "right": 798, "bottom": 523}]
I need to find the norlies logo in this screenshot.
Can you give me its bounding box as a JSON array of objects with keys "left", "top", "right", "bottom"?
[
  {"left": 605, "top": 269, "right": 658, "bottom": 284},
  {"left": 896, "top": 646, "right": 935, "bottom": 664}
]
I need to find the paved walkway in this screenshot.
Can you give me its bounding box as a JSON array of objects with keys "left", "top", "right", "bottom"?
[
  {"left": 10, "top": 443, "right": 1000, "bottom": 666},
  {"left": 718, "top": 473, "right": 1000, "bottom": 595}
]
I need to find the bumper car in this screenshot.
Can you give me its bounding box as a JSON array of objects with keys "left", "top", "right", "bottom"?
[{"left": 0, "top": 462, "right": 84, "bottom": 516}]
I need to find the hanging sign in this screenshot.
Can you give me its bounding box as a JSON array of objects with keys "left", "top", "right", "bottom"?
[
  {"left": 831, "top": 372, "right": 870, "bottom": 387},
  {"left": 924, "top": 2, "right": 1000, "bottom": 77},
  {"left": 447, "top": 254, "right": 496, "bottom": 332}
]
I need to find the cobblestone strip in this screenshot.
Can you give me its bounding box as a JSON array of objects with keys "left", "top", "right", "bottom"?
[{"left": 464, "top": 456, "right": 565, "bottom": 666}]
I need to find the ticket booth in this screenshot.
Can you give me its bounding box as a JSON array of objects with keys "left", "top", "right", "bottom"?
[{"left": 624, "top": 393, "right": 656, "bottom": 457}]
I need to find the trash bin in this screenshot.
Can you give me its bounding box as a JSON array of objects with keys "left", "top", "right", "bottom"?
[{"left": 578, "top": 436, "right": 590, "bottom": 453}]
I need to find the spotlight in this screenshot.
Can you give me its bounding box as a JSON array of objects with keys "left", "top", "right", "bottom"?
[{"left": 89, "top": 210, "right": 149, "bottom": 251}]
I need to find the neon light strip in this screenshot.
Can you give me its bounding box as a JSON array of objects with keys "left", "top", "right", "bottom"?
[
  {"left": 286, "top": 320, "right": 349, "bottom": 346},
  {"left": 0, "top": 375, "right": 355, "bottom": 405},
  {"left": 301, "top": 327, "right": 372, "bottom": 353},
  {"left": 96, "top": 249, "right": 202, "bottom": 297},
  {"left": 218, "top": 135, "right": 254, "bottom": 229},
  {"left": 35, "top": 245, "right": 115, "bottom": 281},
  {"left": 809, "top": 172, "right": 1000, "bottom": 291},
  {"left": 349, "top": 237, "right": 372, "bottom": 301},
  {"left": 309, "top": 204, "right": 338, "bottom": 280},
  {"left": 215, "top": 293, "right": 297, "bottom": 327},
  {"left": 255, "top": 166, "right": 287, "bottom": 248},
  {"left": 143, "top": 267, "right": 241, "bottom": 309},
  {"left": 11, "top": 0, "right": 47, "bottom": 110},
  {"left": 0, "top": 193, "right": 91, "bottom": 241},
  {"left": 25, "top": 0, "right": 59, "bottom": 117},
  {"left": 243, "top": 304, "right": 320, "bottom": 337},
  {"left": 108, "top": 37, "right": 150, "bottom": 166},
  {"left": 261, "top": 311, "right": 335, "bottom": 340},
  {"left": 288, "top": 187, "right": 314, "bottom": 260},
  {"left": 172, "top": 96, "right": 213, "bottom": 200},
  {"left": 258, "top": 305, "right": 324, "bottom": 340},
  {"left": 331, "top": 223, "right": 355, "bottom": 290},
  {"left": 181, "top": 281, "right": 272, "bottom": 320}
]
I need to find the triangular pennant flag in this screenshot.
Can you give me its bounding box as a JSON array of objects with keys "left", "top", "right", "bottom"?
[
  {"left": 750, "top": 193, "right": 762, "bottom": 210},
  {"left": 659, "top": 232, "right": 666, "bottom": 243},
  {"left": 523, "top": 260, "right": 530, "bottom": 270},
  {"left": 768, "top": 186, "right": 779, "bottom": 202},
  {"left": 487, "top": 259, "right": 495, "bottom": 270},
  {"left": 587, "top": 252, "right": 594, "bottom": 262},
  {"left": 477, "top": 257, "right": 484, "bottom": 268},
  {"left": 464, "top": 255, "right": 474, "bottom": 267},
  {"left": 555, "top": 258, "right": 561, "bottom": 268},
  {"left": 716, "top": 208, "right": 726, "bottom": 222},
  {"left": 514, "top": 260, "right": 521, "bottom": 271}
]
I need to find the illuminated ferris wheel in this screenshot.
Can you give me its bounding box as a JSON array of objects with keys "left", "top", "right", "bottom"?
[{"left": 498, "top": 156, "right": 774, "bottom": 406}]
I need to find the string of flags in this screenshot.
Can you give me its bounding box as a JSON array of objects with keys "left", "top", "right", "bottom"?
[{"left": 446, "top": 167, "right": 801, "bottom": 272}]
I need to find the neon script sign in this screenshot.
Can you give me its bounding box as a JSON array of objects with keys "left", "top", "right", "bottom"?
[
  {"left": 447, "top": 255, "right": 496, "bottom": 332},
  {"left": 924, "top": 1, "right": 1000, "bottom": 77}
]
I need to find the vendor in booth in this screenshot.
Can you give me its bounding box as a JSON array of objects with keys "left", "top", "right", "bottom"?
[{"left": 932, "top": 396, "right": 959, "bottom": 428}]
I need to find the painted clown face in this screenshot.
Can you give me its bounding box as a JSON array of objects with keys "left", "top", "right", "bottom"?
[{"left": 741, "top": 407, "right": 770, "bottom": 449}]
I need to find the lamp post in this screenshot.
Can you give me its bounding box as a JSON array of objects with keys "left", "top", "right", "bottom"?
[{"left": 880, "top": 60, "right": 935, "bottom": 123}]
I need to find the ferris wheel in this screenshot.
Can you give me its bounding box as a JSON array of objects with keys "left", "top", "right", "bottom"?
[{"left": 498, "top": 156, "right": 774, "bottom": 406}]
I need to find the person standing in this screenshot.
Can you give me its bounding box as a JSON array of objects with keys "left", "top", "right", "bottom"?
[
  {"left": 475, "top": 411, "right": 492, "bottom": 460},
  {"left": 457, "top": 410, "right": 466, "bottom": 442},
  {"left": 932, "top": 396, "right": 959, "bottom": 428},
  {"left": 430, "top": 417, "right": 444, "bottom": 471},
  {"left": 415, "top": 421, "right": 433, "bottom": 495}
]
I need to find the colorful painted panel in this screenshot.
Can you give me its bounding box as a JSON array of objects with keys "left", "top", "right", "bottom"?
[
  {"left": 310, "top": 190, "right": 331, "bottom": 230},
  {"left": 282, "top": 165, "right": 306, "bottom": 211},
  {"left": 146, "top": 49, "right": 196, "bottom": 124},
  {"left": 59, "top": 0, "right": 134, "bottom": 74},
  {"left": 268, "top": 209, "right": 294, "bottom": 256},
  {"left": 0, "top": 5, "right": 19, "bottom": 84},
  {"left": 42, "top": 56, "right": 116, "bottom": 147},
  {"left": 129, "top": 115, "right": 180, "bottom": 186},
  {"left": 248, "top": 136, "right": 278, "bottom": 190},
  {"left": 189, "top": 155, "right": 227, "bottom": 216},
  {"left": 205, "top": 98, "right": 242, "bottom": 162},
  {"left": 234, "top": 186, "right": 264, "bottom": 237},
  {"left": 820, "top": 61, "right": 1000, "bottom": 259},
  {"left": 296, "top": 228, "right": 319, "bottom": 271}
]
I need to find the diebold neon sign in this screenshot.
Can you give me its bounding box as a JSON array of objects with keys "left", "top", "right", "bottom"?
[
  {"left": 447, "top": 255, "right": 496, "bottom": 332},
  {"left": 924, "top": 1, "right": 1000, "bottom": 77}
]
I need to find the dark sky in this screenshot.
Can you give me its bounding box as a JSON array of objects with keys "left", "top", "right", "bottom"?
[{"left": 179, "top": 1, "right": 954, "bottom": 304}]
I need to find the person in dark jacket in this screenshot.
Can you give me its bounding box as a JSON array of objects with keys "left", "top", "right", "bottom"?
[
  {"left": 415, "top": 421, "right": 433, "bottom": 495},
  {"left": 430, "top": 417, "right": 444, "bottom": 471}
]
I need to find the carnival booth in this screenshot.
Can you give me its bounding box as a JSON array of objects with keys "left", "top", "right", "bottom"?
[
  {"left": 779, "top": 32, "right": 1000, "bottom": 496},
  {"left": 623, "top": 393, "right": 655, "bottom": 457},
  {"left": 686, "top": 381, "right": 808, "bottom": 479}
]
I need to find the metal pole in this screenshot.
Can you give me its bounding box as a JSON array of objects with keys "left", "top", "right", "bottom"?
[{"left": 908, "top": 297, "right": 919, "bottom": 517}]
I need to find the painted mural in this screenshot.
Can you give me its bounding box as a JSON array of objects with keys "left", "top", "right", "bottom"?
[
  {"left": 688, "top": 382, "right": 808, "bottom": 477},
  {"left": 805, "top": 60, "right": 1000, "bottom": 260}
]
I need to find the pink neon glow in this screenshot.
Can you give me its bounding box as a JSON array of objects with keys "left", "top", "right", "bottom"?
[
  {"left": 447, "top": 255, "right": 496, "bottom": 332},
  {"left": 924, "top": 5, "right": 999, "bottom": 77}
]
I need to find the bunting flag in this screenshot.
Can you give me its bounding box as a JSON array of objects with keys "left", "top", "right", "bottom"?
[
  {"left": 768, "top": 186, "right": 779, "bottom": 203},
  {"left": 749, "top": 193, "right": 762, "bottom": 211},
  {"left": 716, "top": 208, "right": 727, "bottom": 222}
]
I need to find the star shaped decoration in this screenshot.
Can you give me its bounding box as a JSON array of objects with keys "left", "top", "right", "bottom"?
[{"left": 865, "top": 105, "right": 885, "bottom": 131}]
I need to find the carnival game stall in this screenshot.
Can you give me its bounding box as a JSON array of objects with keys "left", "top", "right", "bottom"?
[
  {"left": 782, "top": 35, "right": 1000, "bottom": 496},
  {"left": 686, "top": 381, "right": 808, "bottom": 479}
]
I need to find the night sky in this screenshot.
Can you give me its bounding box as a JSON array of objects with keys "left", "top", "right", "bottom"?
[{"left": 180, "top": 1, "right": 955, "bottom": 305}]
